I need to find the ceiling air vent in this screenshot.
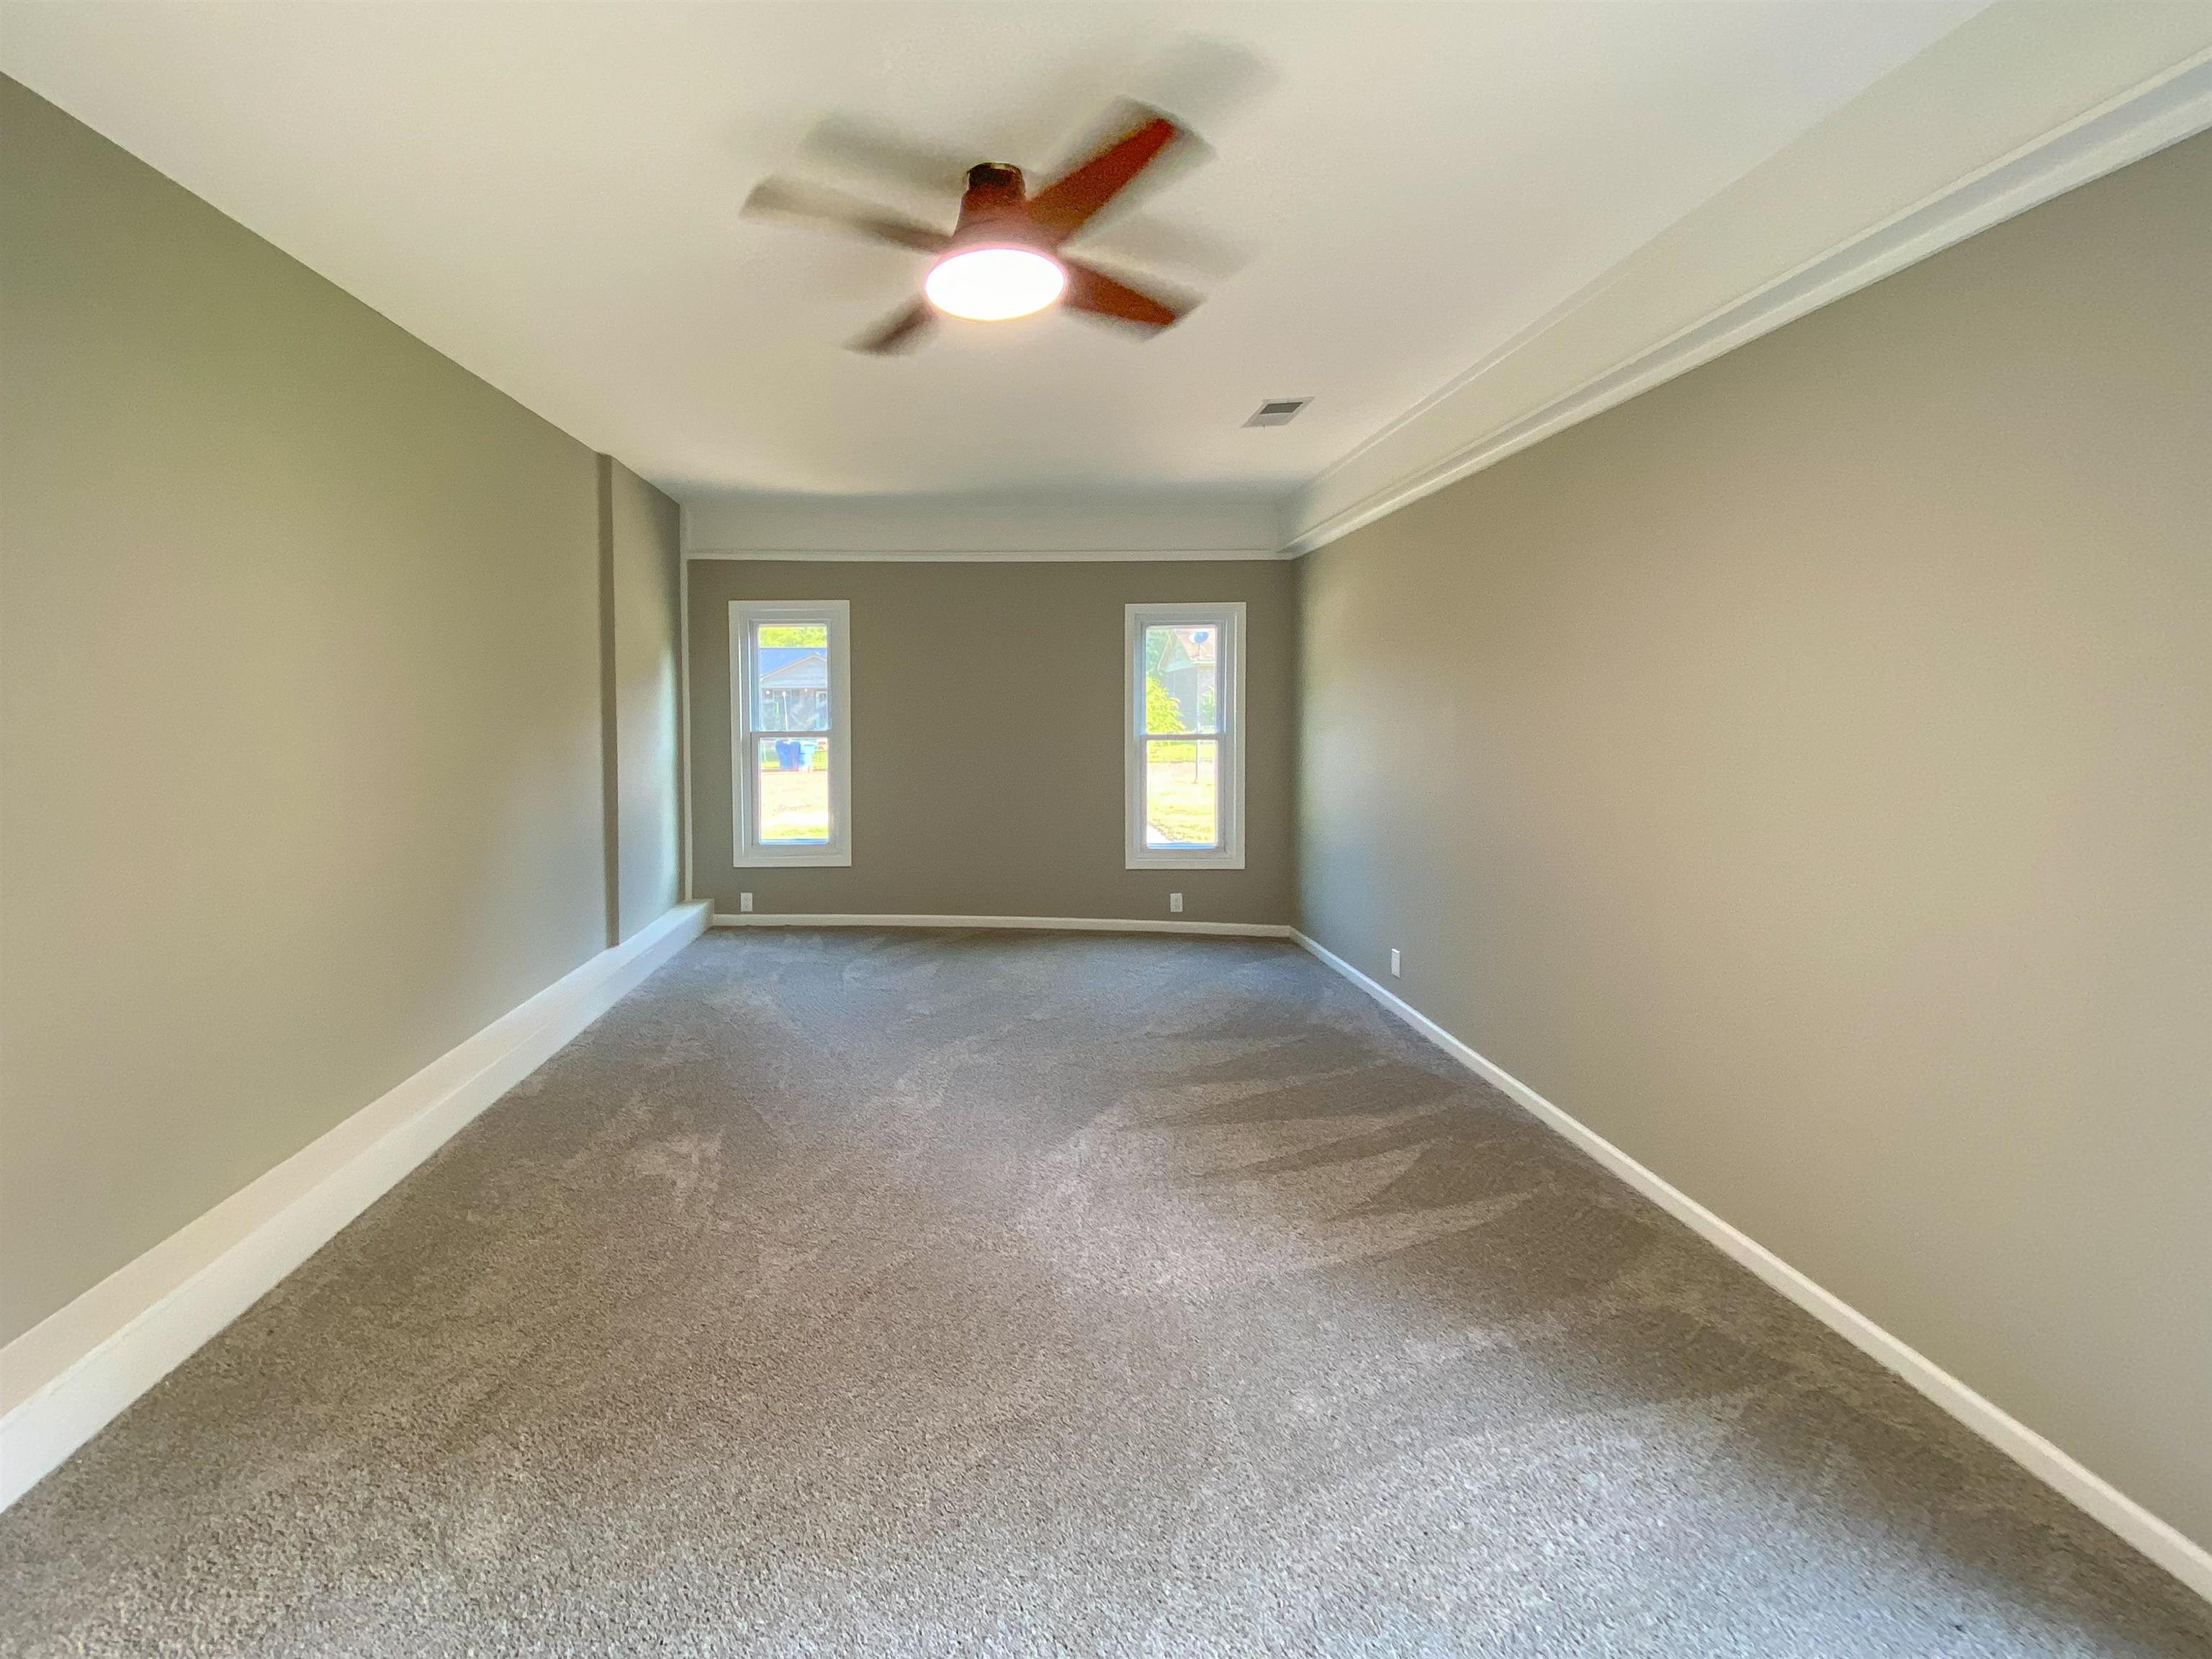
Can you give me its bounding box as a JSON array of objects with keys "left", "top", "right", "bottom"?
[{"left": 1244, "top": 397, "right": 1311, "bottom": 428}]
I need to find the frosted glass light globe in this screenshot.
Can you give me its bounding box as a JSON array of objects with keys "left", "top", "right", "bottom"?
[{"left": 924, "top": 247, "right": 1066, "bottom": 322}]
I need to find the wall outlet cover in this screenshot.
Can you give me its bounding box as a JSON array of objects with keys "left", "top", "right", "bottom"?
[
  {"left": 1390, "top": 948, "right": 1401, "bottom": 977},
  {"left": 740, "top": 892, "right": 754, "bottom": 914},
  {"left": 1169, "top": 893, "right": 1184, "bottom": 913}
]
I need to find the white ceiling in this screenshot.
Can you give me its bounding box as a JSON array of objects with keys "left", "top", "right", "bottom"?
[{"left": 1, "top": 1, "right": 1991, "bottom": 521}]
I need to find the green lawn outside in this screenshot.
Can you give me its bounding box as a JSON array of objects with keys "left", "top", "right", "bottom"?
[
  {"left": 757, "top": 743, "right": 1214, "bottom": 848},
  {"left": 759, "top": 756, "right": 830, "bottom": 842},
  {"left": 1146, "top": 742, "right": 1218, "bottom": 848}
]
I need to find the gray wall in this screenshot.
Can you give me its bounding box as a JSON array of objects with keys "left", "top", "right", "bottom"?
[
  {"left": 603, "top": 457, "right": 684, "bottom": 943},
  {"left": 0, "top": 78, "right": 679, "bottom": 1346},
  {"left": 687, "top": 559, "right": 1295, "bottom": 925},
  {"left": 1298, "top": 130, "right": 2212, "bottom": 1548}
]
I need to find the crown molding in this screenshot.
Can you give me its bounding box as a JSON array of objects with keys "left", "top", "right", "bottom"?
[
  {"left": 680, "top": 485, "right": 1291, "bottom": 564},
  {"left": 1282, "top": 45, "right": 2212, "bottom": 558},
  {"left": 683, "top": 547, "right": 1285, "bottom": 563}
]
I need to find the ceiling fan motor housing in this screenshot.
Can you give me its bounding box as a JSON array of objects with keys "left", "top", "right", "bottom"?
[{"left": 955, "top": 163, "right": 1046, "bottom": 251}]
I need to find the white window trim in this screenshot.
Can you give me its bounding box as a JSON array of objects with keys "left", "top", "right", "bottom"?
[
  {"left": 730, "top": 599, "right": 852, "bottom": 868},
  {"left": 1125, "top": 601, "right": 1246, "bottom": 871}
]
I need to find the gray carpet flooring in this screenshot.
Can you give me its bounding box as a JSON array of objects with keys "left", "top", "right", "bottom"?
[{"left": 2, "top": 930, "right": 2206, "bottom": 1657}]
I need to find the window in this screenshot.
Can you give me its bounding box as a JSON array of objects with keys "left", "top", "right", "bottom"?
[
  {"left": 730, "top": 601, "right": 851, "bottom": 866},
  {"left": 1125, "top": 603, "right": 1244, "bottom": 869}
]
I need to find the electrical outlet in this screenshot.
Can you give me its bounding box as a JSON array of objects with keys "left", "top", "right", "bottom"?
[
  {"left": 1389, "top": 948, "right": 1401, "bottom": 978},
  {"left": 1169, "top": 892, "right": 1184, "bottom": 914},
  {"left": 740, "top": 892, "right": 754, "bottom": 914}
]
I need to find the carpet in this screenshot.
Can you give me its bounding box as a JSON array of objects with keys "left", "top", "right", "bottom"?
[{"left": 2, "top": 929, "right": 2205, "bottom": 1656}]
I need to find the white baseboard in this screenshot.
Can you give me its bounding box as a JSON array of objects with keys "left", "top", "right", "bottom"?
[
  {"left": 0, "top": 901, "right": 710, "bottom": 1512},
  {"left": 711, "top": 912, "right": 1293, "bottom": 938},
  {"left": 1290, "top": 929, "right": 2212, "bottom": 1604}
]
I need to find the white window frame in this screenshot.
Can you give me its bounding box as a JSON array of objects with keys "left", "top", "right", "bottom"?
[
  {"left": 1125, "top": 602, "right": 1245, "bottom": 871},
  {"left": 730, "top": 599, "right": 852, "bottom": 868}
]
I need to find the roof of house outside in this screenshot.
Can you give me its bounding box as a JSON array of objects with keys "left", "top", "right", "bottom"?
[{"left": 758, "top": 648, "right": 827, "bottom": 689}]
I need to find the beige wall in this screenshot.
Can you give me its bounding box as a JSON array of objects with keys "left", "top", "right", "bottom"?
[
  {"left": 686, "top": 559, "right": 1295, "bottom": 925},
  {"left": 603, "top": 458, "right": 683, "bottom": 943},
  {"left": 0, "top": 78, "right": 675, "bottom": 1346},
  {"left": 1298, "top": 130, "right": 2212, "bottom": 1549}
]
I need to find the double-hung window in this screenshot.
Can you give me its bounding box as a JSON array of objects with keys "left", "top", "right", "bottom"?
[
  {"left": 730, "top": 600, "right": 851, "bottom": 866},
  {"left": 1125, "top": 603, "right": 1244, "bottom": 869}
]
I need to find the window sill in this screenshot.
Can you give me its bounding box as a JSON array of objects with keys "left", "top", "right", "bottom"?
[
  {"left": 1126, "top": 852, "right": 1246, "bottom": 871},
  {"left": 734, "top": 850, "right": 853, "bottom": 868}
]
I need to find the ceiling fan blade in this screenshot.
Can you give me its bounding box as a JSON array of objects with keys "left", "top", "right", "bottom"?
[
  {"left": 1074, "top": 212, "right": 1248, "bottom": 283},
  {"left": 1061, "top": 260, "right": 1188, "bottom": 332},
  {"left": 1028, "top": 107, "right": 1190, "bottom": 242},
  {"left": 800, "top": 115, "right": 974, "bottom": 200},
  {"left": 850, "top": 300, "right": 937, "bottom": 355},
  {"left": 742, "top": 177, "right": 950, "bottom": 255}
]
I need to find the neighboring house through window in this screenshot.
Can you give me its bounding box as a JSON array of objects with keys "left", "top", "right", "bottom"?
[
  {"left": 1125, "top": 602, "right": 1244, "bottom": 869},
  {"left": 730, "top": 600, "right": 851, "bottom": 866}
]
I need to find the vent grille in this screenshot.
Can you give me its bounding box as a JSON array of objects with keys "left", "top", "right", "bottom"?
[{"left": 1244, "top": 397, "right": 1311, "bottom": 428}]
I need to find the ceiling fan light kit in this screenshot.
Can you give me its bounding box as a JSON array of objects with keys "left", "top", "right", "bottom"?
[
  {"left": 744, "top": 109, "right": 1202, "bottom": 353},
  {"left": 924, "top": 247, "right": 1066, "bottom": 321},
  {"left": 924, "top": 165, "right": 1067, "bottom": 321}
]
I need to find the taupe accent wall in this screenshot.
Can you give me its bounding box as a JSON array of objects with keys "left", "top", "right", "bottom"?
[
  {"left": 686, "top": 559, "right": 1295, "bottom": 925},
  {"left": 0, "top": 78, "right": 679, "bottom": 1346},
  {"left": 1298, "top": 132, "right": 2212, "bottom": 1547}
]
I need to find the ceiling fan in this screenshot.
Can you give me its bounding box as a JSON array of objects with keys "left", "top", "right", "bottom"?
[{"left": 742, "top": 106, "right": 1205, "bottom": 354}]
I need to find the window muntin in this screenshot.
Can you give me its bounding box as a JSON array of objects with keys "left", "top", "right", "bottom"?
[
  {"left": 731, "top": 601, "right": 850, "bottom": 866},
  {"left": 1126, "top": 603, "right": 1244, "bottom": 870}
]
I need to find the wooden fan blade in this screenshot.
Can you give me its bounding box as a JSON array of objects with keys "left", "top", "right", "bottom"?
[
  {"left": 851, "top": 300, "right": 937, "bottom": 355},
  {"left": 801, "top": 116, "right": 973, "bottom": 199},
  {"left": 1061, "top": 260, "right": 1187, "bottom": 331},
  {"left": 1028, "top": 108, "right": 1187, "bottom": 242},
  {"left": 742, "top": 178, "right": 950, "bottom": 254}
]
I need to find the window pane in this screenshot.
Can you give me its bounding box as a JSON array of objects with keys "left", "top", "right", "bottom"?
[
  {"left": 1145, "top": 737, "right": 1218, "bottom": 848},
  {"left": 756, "top": 736, "right": 831, "bottom": 844},
  {"left": 755, "top": 624, "right": 831, "bottom": 732},
  {"left": 1142, "top": 624, "right": 1219, "bottom": 735}
]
